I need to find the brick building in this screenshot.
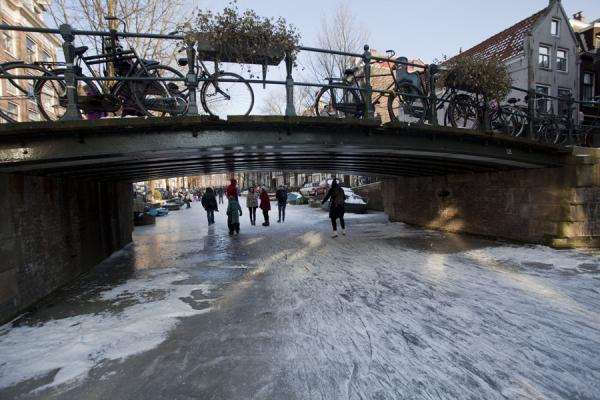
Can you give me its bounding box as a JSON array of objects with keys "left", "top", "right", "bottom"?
[{"left": 0, "top": 0, "right": 61, "bottom": 123}]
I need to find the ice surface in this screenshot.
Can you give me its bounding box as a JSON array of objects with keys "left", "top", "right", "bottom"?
[
  {"left": 0, "top": 270, "right": 214, "bottom": 391},
  {"left": 1, "top": 203, "right": 599, "bottom": 399}
]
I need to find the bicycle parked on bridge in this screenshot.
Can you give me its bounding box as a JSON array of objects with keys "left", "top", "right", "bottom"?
[
  {"left": 314, "top": 51, "right": 428, "bottom": 123},
  {"left": 174, "top": 32, "right": 254, "bottom": 120},
  {"left": 0, "top": 17, "right": 188, "bottom": 122},
  {"left": 491, "top": 96, "right": 566, "bottom": 145},
  {"left": 314, "top": 51, "right": 476, "bottom": 127}
]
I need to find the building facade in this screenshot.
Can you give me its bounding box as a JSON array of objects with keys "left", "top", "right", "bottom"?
[
  {"left": 0, "top": 0, "right": 61, "bottom": 123},
  {"left": 570, "top": 12, "right": 600, "bottom": 131},
  {"left": 453, "top": 0, "right": 579, "bottom": 115}
]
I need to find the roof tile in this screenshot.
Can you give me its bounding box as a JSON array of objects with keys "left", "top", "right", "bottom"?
[{"left": 455, "top": 8, "right": 547, "bottom": 61}]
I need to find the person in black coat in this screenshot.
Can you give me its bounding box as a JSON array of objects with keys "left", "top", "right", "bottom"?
[
  {"left": 321, "top": 180, "right": 346, "bottom": 238},
  {"left": 275, "top": 185, "right": 288, "bottom": 223},
  {"left": 201, "top": 187, "right": 219, "bottom": 225}
]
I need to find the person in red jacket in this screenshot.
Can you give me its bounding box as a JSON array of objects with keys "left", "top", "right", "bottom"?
[
  {"left": 226, "top": 178, "right": 238, "bottom": 201},
  {"left": 259, "top": 187, "right": 271, "bottom": 226}
]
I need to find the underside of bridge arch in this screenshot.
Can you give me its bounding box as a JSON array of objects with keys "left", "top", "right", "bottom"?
[{"left": 0, "top": 116, "right": 569, "bottom": 182}]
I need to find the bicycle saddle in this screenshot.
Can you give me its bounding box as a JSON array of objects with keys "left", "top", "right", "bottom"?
[
  {"left": 74, "top": 46, "right": 88, "bottom": 56},
  {"left": 344, "top": 67, "right": 359, "bottom": 75},
  {"left": 507, "top": 97, "right": 520, "bottom": 104},
  {"left": 142, "top": 59, "right": 159, "bottom": 66}
]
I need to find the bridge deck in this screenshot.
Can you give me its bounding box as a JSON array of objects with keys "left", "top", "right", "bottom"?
[{"left": 0, "top": 116, "right": 571, "bottom": 182}]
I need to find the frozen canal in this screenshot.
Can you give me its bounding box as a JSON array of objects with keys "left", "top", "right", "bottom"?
[{"left": 1, "top": 199, "right": 600, "bottom": 399}]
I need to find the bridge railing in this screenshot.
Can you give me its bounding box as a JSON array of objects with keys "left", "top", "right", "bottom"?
[{"left": 0, "top": 23, "right": 596, "bottom": 147}]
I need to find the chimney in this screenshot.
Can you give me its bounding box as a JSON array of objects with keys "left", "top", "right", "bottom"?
[{"left": 572, "top": 12, "right": 586, "bottom": 22}]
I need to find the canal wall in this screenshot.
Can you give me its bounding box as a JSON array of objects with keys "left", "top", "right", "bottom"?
[
  {"left": 0, "top": 174, "right": 133, "bottom": 324},
  {"left": 352, "top": 182, "right": 384, "bottom": 211},
  {"left": 382, "top": 150, "right": 600, "bottom": 248}
]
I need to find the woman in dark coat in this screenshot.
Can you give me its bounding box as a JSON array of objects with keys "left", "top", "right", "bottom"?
[
  {"left": 246, "top": 186, "right": 259, "bottom": 225},
  {"left": 201, "top": 187, "right": 219, "bottom": 225},
  {"left": 321, "top": 180, "right": 346, "bottom": 237},
  {"left": 259, "top": 187, "right": 271, "bottom": 226}
]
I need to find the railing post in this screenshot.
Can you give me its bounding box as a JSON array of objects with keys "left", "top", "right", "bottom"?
[
  {"left": 567, "top": 94, "right": 575, "bottom": 146},
  {"left": 59, "top": 24, "right": 81, "bottom": 121},
  {"left": 185, "top": 38, "right": 199, "bottom": 116},
  {"left": 527, "top": 88, "right": 536, "bottom": 140},
  {"left": 284, "top": 50, "right": 296, "bottom": 117},
  {"left": 428, "top": 64, "right": 438, "bottom": 126},
  {"left": 362, "top": 44, "right": 374, "bottom": 120}
]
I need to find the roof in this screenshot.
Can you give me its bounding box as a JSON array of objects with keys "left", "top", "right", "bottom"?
[{"left": 454, "top": 8, "right": 547, "bottom": 61}]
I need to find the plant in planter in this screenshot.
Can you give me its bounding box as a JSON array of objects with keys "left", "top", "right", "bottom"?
[
  {"left": 182, "top": 1, "right": 301, "bottom": 67},
  {"left": 438, "top": 56, "right": 512, "bottom": 101},
  {"left": 437, "top": 56, "right": 513, "bottom": 130}
]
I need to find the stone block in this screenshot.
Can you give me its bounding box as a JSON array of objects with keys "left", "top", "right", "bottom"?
[
  {"left": 0, "top": 238, "right": 22, "bottom": 274},
  {"left": 574, "top": 164, "right": 595, "bottom": 188},
  {"left": 558, "top": 221, "right": 591, "bottom": 238},
  {"left": 0, "top": 269, "right": 18, "bottom": 304},
  {"left": 446, "top": 173, "right": 477, "bottom": 184}
]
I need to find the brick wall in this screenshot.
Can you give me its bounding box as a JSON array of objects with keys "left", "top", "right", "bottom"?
[
  {"left": 382, "top": 155, "right": 600, "bottom": 248},
  {"left": 352, "top": 182, "right": 384, "bottom": 211},
  {"left": 0, "top": 173, "right": 133, "bottom": 323}
]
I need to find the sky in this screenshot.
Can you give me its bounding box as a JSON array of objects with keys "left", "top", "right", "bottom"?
[{"left": 198, "top": 0, "right": 600, "bottom": 63}]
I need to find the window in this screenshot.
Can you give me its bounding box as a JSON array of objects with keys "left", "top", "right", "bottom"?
[
  {"left": 551, "top": 19, "right": 560, "bottom": 36},
  {"left": 557, "top": 88, "right": 571, "bottom": 116},
  {"left": 6, "top": 102, "right": 19, "bottom": 121},
  {"left": 536, "top": 85, "right": 551, "bottom": 113},
  {"left": 539, "top": 46, "right": 550, "bottom": 69},
  {"left": 28, "top": 109, "right": 40, "bottom": 121},
  {"left": 2, "top": 22, "right": 14, "bottom": 54},
  {"left": 556, "top": 49, "right": 567, "bottom": 72},
  {"left": 42, "top": 51, "right": 51, "bottom": 62},
  {"left": 5, "top": 68, "right": 17, "bottom": 95},
  {"left": 26, "top": 37, "right": 36, "bottom": 63},
  {"left": 583, "top": 71, "right": 595, "bottom": 102}
]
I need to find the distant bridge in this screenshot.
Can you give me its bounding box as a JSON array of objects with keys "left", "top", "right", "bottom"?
[{"left": 0, "top": 116, "right": 570, "bottom": 182}]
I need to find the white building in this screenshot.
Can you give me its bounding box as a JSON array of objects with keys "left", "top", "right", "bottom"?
[{"left": 453, "top": 0, "right": 579, "bottom": 114}]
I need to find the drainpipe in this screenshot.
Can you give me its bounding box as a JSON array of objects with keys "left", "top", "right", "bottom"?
[{"left": 526, "top": 30, "right": 536, "bottom": 140}]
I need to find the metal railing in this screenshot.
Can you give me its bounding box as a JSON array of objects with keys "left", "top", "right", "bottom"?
[{"left": 0, "top": 23, "right": 597, "bottom": 147}]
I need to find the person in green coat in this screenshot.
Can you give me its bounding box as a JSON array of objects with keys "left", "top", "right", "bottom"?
[{"left": 226, "top": 195, "right": 243, "bottom": 235}]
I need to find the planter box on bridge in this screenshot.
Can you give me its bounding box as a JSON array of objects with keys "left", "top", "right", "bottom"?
[{"left": 195, "top": 36, "right": 285, "bottom": 66}]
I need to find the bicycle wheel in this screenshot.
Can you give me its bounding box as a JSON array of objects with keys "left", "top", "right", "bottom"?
[
  {"left": 35, "top": 68, "right": 68, "bottom": 121},
  {"left": 0, "top": 63, "right": 57, "bottom": 122},
  {"left": 536, "top": 119, "right": 560, "bottom": 144},
  {"left": 448, "top": 93, "right": 479, "bottom": 129},
  {"left": 387, "top": 82, "right": 427, "bottom": 124},
  {"left": 314, "top": 85, "right": 363, "bottom": 118},
  {"left": 133, "top": 64, "right": 189, "bottom": 117},
  {"left": 495, "top": 107, "right": 526, "bottom": 136},
  {"left": 510, "top": 109, "right": 528, "bottom": 137},
  {"left": 200, "top": 72, "right": 253, "bottom": 119}
]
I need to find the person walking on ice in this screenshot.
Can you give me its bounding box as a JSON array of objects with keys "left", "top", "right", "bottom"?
[
  {"left": 201, "top": 187, "right": 218, "bottom": 225},
  {"left": 259, "top": 187, "right": 271, "bottom": 226},
  {"left": 226, "top": 196, "right": 242, "bottom": 235},
  {"left": 321, "top": 179, "right": 346, "bottom": 237},
  {"left": 275, "top": 185, "right": 288, "bottom": 223},
  {"left": 246, "top": 186, "right": 258, "bottom": 225}
]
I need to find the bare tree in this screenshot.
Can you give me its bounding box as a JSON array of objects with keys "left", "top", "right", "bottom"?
[
  {"left": 260, "top": 85, "right": 316, "bottom": 116},
  {"left": 48, "top": 0, "right": 192, "bottom": 64},
  {"left": 307, "top": 1, "right": 370, "bottom": 80}
]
